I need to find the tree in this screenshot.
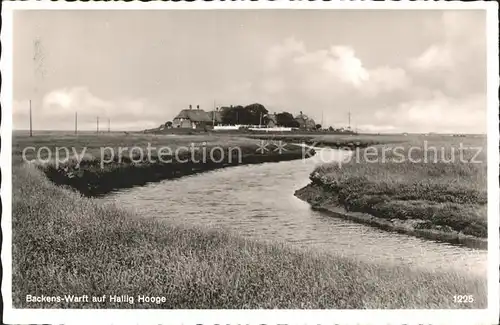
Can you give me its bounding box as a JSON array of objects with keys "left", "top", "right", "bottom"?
[
  {"left": 276, "top": 112, "right": 299, "bottom": 127},
  {"left": 315, "top": 124, "right": 322, "bottom": 130},
  {"left": 328, "top": 126, "right": 334, "bottom": 131},
  {"left": 221, "top": 105, "right": 247, "bottom": 125},
  {"left": 244, "top": 103, "right": 269, "bottom": 125},
  {"left": 165, "top": 121, "right": 173, "bottom": 128},
  {"left": 221, "top": 103, "right": 270, "bottom": 125}
]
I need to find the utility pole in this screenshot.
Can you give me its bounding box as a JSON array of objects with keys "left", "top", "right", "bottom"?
[
  {"left": 29, "top": 100, "right": 33, "bottom": 137},
  {"left": 259, "top": 112, "right": 263, "bottom": 127},
  {"left": 212, "top": 100, "right": 216, "bottom": 126},
  {"left": 108, "top": 118, "right": 110, "bottom": 133},
  {"left": 348, "top": 110, "right": 351, "bottom": 130},
  {"left": 321, "top": 110, "right": 324, "bottom": 127},
  {"left": 75, "top": 111, "right": 78, "bottom": 135},
  {"left": 97, "top": 116, "right": 99, "bottom": 134}
]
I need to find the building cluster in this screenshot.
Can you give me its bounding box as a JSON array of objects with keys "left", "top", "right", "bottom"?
[
  {"left": 171, "top": 105, "right": 221, "bottom": 129},
  {"left": 169, "top": 105, "right": 317, "bottom": 130}
]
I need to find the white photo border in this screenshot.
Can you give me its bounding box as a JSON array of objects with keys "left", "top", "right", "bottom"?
[{"left": 1, "top": 1, "right": 498, "bottom": 324}]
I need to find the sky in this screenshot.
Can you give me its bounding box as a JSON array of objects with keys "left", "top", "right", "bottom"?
[{"left": 13, "top": 9, "right": 487, "bottom": 133}]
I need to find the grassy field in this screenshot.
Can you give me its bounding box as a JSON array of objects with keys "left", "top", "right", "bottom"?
[
  {"left": 298, "top": 134, "right": 487, "bottom": 243},
  {"left": 14, "top": 132, "right": 311, "bottom": 196},
  {"left": 13, "top": 131, "right": 260, "bottom": 163},
  {"left": 243, "top": 133, "right": 401, "bottom": 148},
  {"left": 12, "top": 164, "right": 487, "bottom": 309}
]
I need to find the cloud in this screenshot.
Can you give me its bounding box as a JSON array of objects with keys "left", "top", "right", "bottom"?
[
  {"left": 410, "top": 11, "right": 485, "bottom": 70},
  {"left": 256, "top": 37, "right": 419, "bottom": 129},
  {"left": 408, "top": 11, "right": 486, "bottom": 96},
  {"left": 13, "top": 87, "right": 163, "bottom": 130},
  {"left": 254, "top": 11, "right": 486, "bottom": 133},
  {"left": 324, "top": 46, "right": 369, "bottom": 87},
  {"left": 260, "top": 37, "right": 412, "bottom": 112},
  {"left": 266, "top": 37, "right": 306, "bottom": 70},
  {"left": 12, "top": 11, "right": 486, "bottom": 134},
  {"left": 373, "top": 92, "right": 485, "bottom": 133},
  {"left": 363, "top": 67, "right": 412, "bottom": 96},
  {"left": 410, "top": 45, "right": 454, "bottom": 71},
  {"left": 268, "top": 39, "right": 372, "bottom": 89},
  {"left": 42, "top": 87, "right": 114, "bottom": 115}
]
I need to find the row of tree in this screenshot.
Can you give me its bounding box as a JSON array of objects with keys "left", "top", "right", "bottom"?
[
  {"left": 273, "top": 112, "right": 298, "bottom": 128},
  {"left": 220, "top": 103, "right": 322, "bottom": 128},
  {"left": 220, "top": 103, "right": 269, "bottom": 126}
]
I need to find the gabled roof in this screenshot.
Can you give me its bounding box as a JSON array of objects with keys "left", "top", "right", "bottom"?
[
  {"left": 295, "top": 113, "right": 311, "bottom": 121},
  {"left": 295, "top": 113, "right": 316, "bottom": 128},
  {"left": 174, "top": 109, "right": 212, "bottom": 122}
]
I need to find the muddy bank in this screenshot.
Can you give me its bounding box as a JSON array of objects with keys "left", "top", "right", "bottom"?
[
  {"left": 294, "top": 182, "right": 487, "bottom": 250},
  {"left": 42, "top": 147, "right": 314, "bottom": 197}
]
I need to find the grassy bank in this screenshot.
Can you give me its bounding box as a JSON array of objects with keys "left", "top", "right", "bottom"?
[
  {"left": 295, "top": 135, "right": 487, "bottom": 247},
  {"left": 244, "top": 134, "right": 402, "bottom": 149},
  {"left": 13, "top": 132, "right": 271, "bottom": 163},
  {"left": 14, "top": 133, "right": 312, "bottom": 196},
  {"left": 13, "top": 165, "right": 487, "bottom": 308}
]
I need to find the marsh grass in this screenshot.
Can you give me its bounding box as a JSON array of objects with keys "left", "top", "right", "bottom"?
[
  {"left": 14, "top": 132, "right": 310, "bottom": 196},
  {"left": 244, "top": 133, "right": 396, "bottom": 148},
  {"left": 13, "top": 165, "right": 487, "bottom": 309},
  {"left": 13, "top": 132, "right": 257, "bottom": 163},
  {"left": 311, "top": 136, "right": 487, "bottom": 238}
]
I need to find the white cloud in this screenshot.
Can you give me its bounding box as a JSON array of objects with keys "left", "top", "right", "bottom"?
[
  {"left": 42, "top": 87, "right": 113, "bottom": 115},
  {"left": 261, "top": 37, "right": 411, "bottom": 103},
  {"left": 325, "top": 46, "right": 369, "bottom": 87},
  {"left": 13, "top": 87, "right": 162, "bottom": 130},
  {"left": 410, "top": 45, "right": 454, "bottom": 71},
  {"left": 409, "top": 11, "right": 485, "bottom": 85},
  {"left": 274, "top": 41, "right": 371, "bottom": 88},
  {"left": 363, "top": 67, "right": 412, "bottom": 96},
  {"left": 255, "top": 11, "right": 486, "bottom": 134},
  {"left": 373, "top": 92, "right": 485, "bottom": 133}
]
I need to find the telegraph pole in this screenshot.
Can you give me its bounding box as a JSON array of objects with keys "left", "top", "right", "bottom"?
[
  {"left": 97, "top": 116, "right": 99, "bottom": 134},
  {"left": 29, "top": 100, "right": 33, "bottom": 137},
  {"left": 75, "top": 111, "right": 78, "bottom": 135},
  {"left": 212, "top": 100, "right": 216, "bottom": 126},
  {"left": 348, "top": 110, "right": 351, "bottom": 130},
  {"left": 108, "top": 118, "right": 110, "bottom": 133}
]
